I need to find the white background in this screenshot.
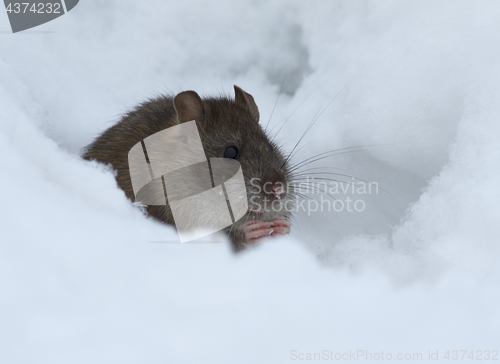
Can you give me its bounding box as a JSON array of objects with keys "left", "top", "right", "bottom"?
[{"left": 1, "top": 1, "right": 499, "bottom": 363}]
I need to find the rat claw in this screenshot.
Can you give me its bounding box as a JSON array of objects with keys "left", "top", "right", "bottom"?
[{"left": 270, "top": 226, "right": 289, "bottom": 235}]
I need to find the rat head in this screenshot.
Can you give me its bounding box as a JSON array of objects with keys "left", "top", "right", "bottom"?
[{"left": 173, "top": 85, "right": 292, "bottom": 223}]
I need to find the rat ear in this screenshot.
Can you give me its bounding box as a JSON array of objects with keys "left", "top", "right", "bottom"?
[
  {"left": 174, "top": 91, "right": 204, "bottom": 124},
  {"left": 234, "top": 85, "right": 260, "bottom": 122}
]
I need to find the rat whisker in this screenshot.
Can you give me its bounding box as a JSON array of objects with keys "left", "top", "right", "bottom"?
[
  {"left": 286, "top": 213, "right": 299, "bottom": 232},
  {"left": 282, "top": 108, "right": 321, "bottom": 169},
  {"left": 290, "top": 177, "right": 352, "bottom": 185},
  {"left": 290, "top": 172, "right": 391, "bottom": 196},
  {"left": 292, "top": 192, "right": 314, "bottom": 201},
  {"left": 288, "top": 146, "right": 370, "bottom": 172},
  {"left": 289, "top": 183, "right": 338, "bottom": 202},
  {"left": 287, "top": 150, "right": 373, "bottom": 174},
  {"left": 288, "top": 143, "right": 401, "bottom": 173},
  {"left": 281, "top": 83, "right": 350, "bottom": 168},
  {"left": 265, "top": 69, "right": 288, "bottom": 132},
  {"left": 269, "top": 92, "right": 312, "bottom": 141},
  {"left": 291, "top": 165, "right": 352, "bottom": 174}
]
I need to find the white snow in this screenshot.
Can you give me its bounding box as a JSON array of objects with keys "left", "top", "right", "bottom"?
[{"left": 1, "top": 1, "right": 499, "bottom": 363}]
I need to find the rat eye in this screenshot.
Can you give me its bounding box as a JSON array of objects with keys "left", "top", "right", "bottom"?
[{"left": 224, "top": 146, "right": 239, "bottom": 159}]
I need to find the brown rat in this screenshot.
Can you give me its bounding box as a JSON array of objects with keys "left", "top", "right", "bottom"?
[{"left": 83, "top": 85, "right": 292, "bottom": 251}]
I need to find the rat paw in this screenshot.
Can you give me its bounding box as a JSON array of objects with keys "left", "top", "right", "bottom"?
[
  {"left": 243, "top": 220, "right": 274, "bottom": 244},
  {"left": 242, "top": 218, "right": 290, "bottom": 245},
  {"left": 269, "top": 217, "right": 290, "bottom": 236}
]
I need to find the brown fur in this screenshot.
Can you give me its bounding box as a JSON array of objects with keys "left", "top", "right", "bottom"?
[{"left": 83, "top": 87, "right": 291, "bottom": 251}]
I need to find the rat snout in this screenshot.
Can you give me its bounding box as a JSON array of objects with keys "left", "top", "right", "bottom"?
[
  {"left": 262, "top": 181, "right": 287, "bottom": 201},
  {"left": 271, "top": 184, "right": 285, "bottom": 200},
  {"left": 247, "top": 176, "right": 288, "bottom": 213}
]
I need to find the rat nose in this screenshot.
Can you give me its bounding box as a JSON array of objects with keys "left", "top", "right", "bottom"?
[{"left": 271, "top": 185, "right": 285, "bottom": 199}]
